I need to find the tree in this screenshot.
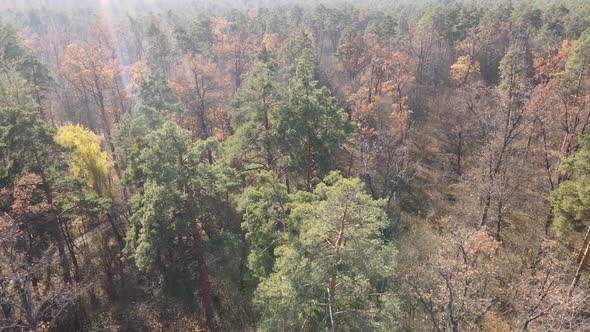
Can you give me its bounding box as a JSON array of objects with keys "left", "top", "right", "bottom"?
[
  {"left": 551, "top": 135, "right": 590, "bottom": 294},
  {"left": 280, "top": 31, "right": 316, "bottom": 77},
  {"left": 0, "top": 71, "right": 74, "bottom": 283},
  {"left": 0, "top": 197, "right": 77, "bottom": 332},
  {"left": 255, "top": 172, "right": 397, "bottom": 331},
  {"left": 0, "top": 23, "right": 54, "bottom": 120},
  {"left": 56, "top": 124, "right": 111, "bottom": 197},
  {"left": 238, "top": 171, "right": 290, "bottom": 280},
  {"left": 336, "top": 26, "right": 369, "bottom": 81},
  {"left": 344, "top": 46, "right": 415, "bottom": 208},
  {"left": 475, "top": 44, "right": 532, "bottom": 238},
  {"left": 226, "top": 51, "right": 285, "bottom": 172},
  {"left": 171, "top": 14, "right": 215, "bottom": 57},
  {"left": 400, "top": 223, "right": 503, "bottom": 332},
  {"left": 212, "top": 16, "right": 258, "bottom": 90},
  {"left": 171, "top": 53, "right": 228, "bottom": 146},
  {"left": 528, "top": 39, "right": 581, "bottom": 235},
  {"left": 145, "top": 16, "right": 176, "bottom": 74},
  {"left": 60, "top": 30, "right": 128, "bottom": 179},
  {"left": 450, "top": 55, "right": 481, "bottom": 83},
  {"left": 125, "top": 121, "right": 237, "bottom": 331},
  {"left": 55, "top": 124, "right": 124, "bottom": 247},
  {"left": 276, "top": 58, "right": 354, "bottom": 191},
  {"left": 563, "top": 28, "right": 590, "bottom": 95}
]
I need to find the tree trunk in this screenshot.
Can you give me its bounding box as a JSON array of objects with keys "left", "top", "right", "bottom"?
[
  {"left": 17, "top": 279, "right": 37, "bottom": 332},
  {"left": 305, "top": 129, "right": 313, "bottom": 192},
  {"left": 194, "top": 231, "right": 217, "bottom": 332},
  {"left": 61, "top": 218, "right": 80, "bottom": 282},
  {"left": 496, "top": 201, "right": 503, "bottom": 240},
  {"left": 544, "top": 206, "right": 554, "bottom": 237},
  {"left": 480, "top": 194, "right": 491, "bottom": 227},
  {"left": 569, "top": 224, "right": 590, "bottom": 296},
  {"left": 53, "top": 212, "right": 72, "bottom": 284},
  {"left": 106, "top": 212, "right": 125, "bottom": 249},
  {"left": 456, "top": 132, "right": 463, "bottom": 176}
]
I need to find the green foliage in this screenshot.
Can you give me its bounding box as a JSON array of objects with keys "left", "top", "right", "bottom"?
[
  {"left": 171, "top": 14, "right": 214, "bottom": 57},
  {"left": 125, "top": 121, "right": 238, "bottom": 294},
  {"left": 418, "top": 3, "right": 481, "bottom": 46},
  {"left": 226, "top": 57, "right": 285, "bottom": 171},
  {"left": 534, "top": 4, "right": 569, "bottom": 47},
  {"left": 280, "top": 31, "right": 316, "bottom": 76},
  {"left": 551, "top": 135, "right": 590, "bottom": 238},
  {"left": 276, "top": 58, "right": 354, "bottom": 186},
  {"left": 254, "top": 172, "right": 397, "bottom": 331},
  {"left": 0, "top": 23, "right": 25, "bottom": 68},
  {"left": 499, "top": 46, "right": 531, "bottom": 100},
  {"left": 145, "top": 16, "right": 176, "bottom": 73},
  {"left": 0, "top": 71, "right": 60, "bottom": 186},
  {"left": 562, "top": 27, "right": 590, "bottom": 93},
  {"left": 366, "top": 13, "right": 400, "bottom": 48},
  {"left": 7, "top": 1, "right": 590, "bottom": 330},
  {"left": 0, "top": 22, "right": 52, "bottom": 113},
  {"left": 137, "top": 71, "right": 184, "bottom": 114},
  {"left": 511, "top": 3, "right": 543, "bottom": 34},
  {"left": 16, "top": 52, "right": 53, "bottom": 89},
  {"left": 238, "top": 171, "right": 291, "bottom": 280},
  {"left": 115, "top": 70, "right": 185, "bottom": 184}
]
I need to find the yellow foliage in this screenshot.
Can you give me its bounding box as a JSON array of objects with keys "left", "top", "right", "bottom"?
[
  {"left": 480, "top": 313, "right": 511, "bottom": 332},
  {"left": 450, "top": 55, "right": 480, "bottom": 81},
  {"left": 262, "top": 33, "right": 282, "bottom": 52},
  {"left": 55, "top": 124, "right": 111, "bottom": 196},
  {"left": 131, "top": 60, "right": 143, "bottom": 85}
]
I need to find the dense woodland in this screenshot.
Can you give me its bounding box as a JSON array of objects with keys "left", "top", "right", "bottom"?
[{"left": 2, "top": 0, "right": 590, "bottom": 330}]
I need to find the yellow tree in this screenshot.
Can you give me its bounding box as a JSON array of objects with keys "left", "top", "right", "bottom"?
[
  {"left": 55, "top": 123, "right": 124, "bottom": 247},
  {"left": 60, "top": 25, "right": 128, "bottom": 174},
  {"left": 56, "top": 124, "right": 111, "bottom": 197},
  {"left": 450, "top": 55, "right": 481, "bottom": 83}
]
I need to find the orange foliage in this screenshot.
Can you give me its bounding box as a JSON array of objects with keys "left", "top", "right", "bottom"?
[
  {"left": 533, "top": 40, "right": 575, "bottom": 83},
  {"left": 61, "top": 42, "right": 117, "bottom": 92},
  {"left": 450, "top": 55, "right": 480, "bottom": 81},
  {"left": 528, "top": 39, "right": 589, "bottom": 193},
  {"left": 61, "top": 28, "right": 128, "bottom": 133},
  {"left": 171, "top": 54, "right": 230, "bottom": 139},
  {"left": 345, "top": 45, "right": 415, "bottom": 154},
  {"left": 10, "top": 174, "right": 49, "bottom": 218},
  {"left": 346, "top": 47, "right": 415, "bottom": 140},
  {"left": 262, "top": 33, "right": 283, "bottom": 53},
  {"left": 211, "top": 16, "right": 258, "bottom": 89}
]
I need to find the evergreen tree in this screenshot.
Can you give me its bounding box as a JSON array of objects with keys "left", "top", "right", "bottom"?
[
  {"left": 551, "top": 135, "right": 590, "bottom": 238},
  {"left": 226, "top": 49, "right": 285, "bottom": 172},
  {"left": 124, "top": 120, "right": 237, "bottom": 331},
  {"left": 255, "top": 172, "right": 397, "bottom": 331},
  {"left": 277, "top": 58, "right": 354, "bottom": 190},
  {"left": 238, "top": 171, "right": 291, "bottom": 281},
  {"left": 562, "top": 27, "right": 590, "bottom": 95}
]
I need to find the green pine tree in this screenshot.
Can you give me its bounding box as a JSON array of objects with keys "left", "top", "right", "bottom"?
[{"left": 255, "top": 172, "right": 398, "bottom": 331}]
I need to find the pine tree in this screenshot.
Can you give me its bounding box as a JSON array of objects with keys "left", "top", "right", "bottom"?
[
  {"left": 255, "top": 172, "right": 397, "bottom": 331},
  {"left": 125, "top": 120, "right": 237, "bottom": 331},
  {"left": 226, "top": 49, "right": 285, "bottom": 172},
  {"left": 276, "top": 58, "right": 354, "bottom": 190}
]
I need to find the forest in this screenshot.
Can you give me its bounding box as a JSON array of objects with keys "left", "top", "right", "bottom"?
[{"left": 1, "top": 0, "right": 590, "bottom": 330}]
